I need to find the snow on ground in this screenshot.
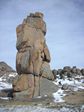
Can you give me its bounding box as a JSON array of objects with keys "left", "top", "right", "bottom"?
[
  {"left": 0, "top": 105, "right": 84, "bottom": 112},
  {"left": 0, "top": 73, "right": 17, "bottom": 82},
  {"left": 0, "top": 82, "right": 12, "bottom": 90},
  {"left": 0, "top": 73, "right": 17, "bottom": 90},
  {"left": 0, "top": 97, "right": 9, "bottom": 100},
  {"left": 53, "top": 89, "right": 66, "bottom": 103},
  {"left": 0, "top": 73, "right": 84, "bottom": 103},
  {"left": 53, "top": 75, "right": 84, "bottom": 103},
  {"left": 53, "top": 77, "right": 84, "bottom": 91}
]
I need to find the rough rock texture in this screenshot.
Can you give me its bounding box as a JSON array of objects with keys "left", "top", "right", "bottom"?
[
  {"left": 81, "top": 69, "right": 84, "bottom": 76},
  {"left": 40, "top": 77, "right": 58, "bottom": 96},
  {"left": 13, "top": 77, "right": 58, "bottom": 100},
  {"left": 52, "top": 66, "right": 84, "bottom": 78},
  {"left": 40, "top": 62, "right": 54, "bottom": 80},
  {"left": 13, "top": 12, "right": 55, "bottom": 99}
]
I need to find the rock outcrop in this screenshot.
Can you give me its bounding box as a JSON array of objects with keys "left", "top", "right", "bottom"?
[
  {"left": 13, "top": 12, "right": 56, "bottom": 99},
  {"left": 0, "top": 62, "right": 17, "bottom": 98},
  {"left": 0, "top": 61, "right": 17, "bottom": 83},
  {"left": 52, "top": 66, "right": 84, "bottom": 79},
  {"left": 0, "top": 61, "right": 15, "bottom": 76}
]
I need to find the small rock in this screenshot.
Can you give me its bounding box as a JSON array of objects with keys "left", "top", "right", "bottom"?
[
  {"left": 60, "top": 74, "right": 65, "bottom": 79},
  {"left": 52, "top": 69, "right": 57, "bottom": 79},
  {"left": 76, "top": 68, "right": 81, "bottom": 75},
  {"left": 67, "top": 72, "right": 72, "bottom": 78},
  {"left": 59, "top": 81, "right": 62, "bottom": 85},
  {"left": 62, "top": 84, "right": 69, "bottom": 90},
  {"left": 81, "top": 69, "right": 84, "bottom": 76},
  {"left": 40, "top": 62, "right": 55, "bottom": 80},
  {"left": 57, "top": 69, "right": 63, "bottom": 75},
  {"left": 71, "top": 66, "right": 77, "bottom": 74},
  {"left": 63, "top": 66, "right": 71, "bottom": 73}
]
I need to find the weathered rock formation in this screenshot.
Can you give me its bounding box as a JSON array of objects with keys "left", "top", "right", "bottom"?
[
  {"left": 13, "top": 12, "right": 56, "bottom": 99},
  {"left": 52, "top": 66, "right": 84, "bottom": 79}
]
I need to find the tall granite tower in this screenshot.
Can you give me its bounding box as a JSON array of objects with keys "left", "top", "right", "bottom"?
[{"left": 13, "top": 12, "right": 56, "bottom": 99}]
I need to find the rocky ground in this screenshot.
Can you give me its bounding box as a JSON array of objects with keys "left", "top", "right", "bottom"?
[
  {"left": 0, "top": 104, "right": 84, "bottom": 112},
  {"left": 0, "top": 63, "right": 84, "bottom": 112},
  {"left": 0, "top": 96, "right": 84, "bottom": 112}
]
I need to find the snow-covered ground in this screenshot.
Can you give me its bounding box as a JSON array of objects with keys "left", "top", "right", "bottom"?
[
  {"left": 0, "top": 105, "right": 84, "bottom": 112},
  {"left": 53, "top": 89, "right": 66, "bottom": 103},
  {"left": 53, "top": 77, "right": 84, "bottom": 91},
  {"left": 0, "top": 73, "right": 17, "bottom": 99},
  {"left": 53, "top": 75, "right": 84, "bottom": 103},
  {"left": 0, "top": 82, "right": 12, "bottom": 90},
  {"left": 0, "top": 73, "right": 84, "bottom": 104},
  {"left": 0, "top": 73, "right": 17, "bottom": 90},
  {"left": 0, "top": 73, "right": 17, "bottom": 82},
  {"left": 0, "top": 73, "right": 84, "bottom": 112}
]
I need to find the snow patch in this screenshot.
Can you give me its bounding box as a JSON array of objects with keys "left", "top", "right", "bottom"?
[
  {"left": 53, "top": 89, "right": 66, "bottom": 103},
  {"left": 53, "top": 77, "right": 84, "bottom": 91},
  {"left": 0, "top": 97, "right": 9, "bottom": 100},
  {"left": 53, "top": 75, "right": 84, "bottom": 102},
  {"left": 0, "top": 82, "right": 12, "bottom": 90},
  {"left": 36, "top": 96, "right": 42, "bottom": 98},
  {"left": 0, "top": 72, "right": 17, "bottom": 90},
  {"left": 9, "top": 73, "right": 17, "bottom": 77},
  {"left": 0, "top": 73, "right": 17, "bottom": 82}
]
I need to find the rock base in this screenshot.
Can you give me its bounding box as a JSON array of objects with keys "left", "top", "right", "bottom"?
[{"left": 13, "top": 75, "right": 58, "bottom": 100}]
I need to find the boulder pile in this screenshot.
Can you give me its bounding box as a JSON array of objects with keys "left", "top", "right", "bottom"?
[
  {"left": 13, "top": 12, "right": 56, "bottom": 99},
  {"left": 52, "top": 66, "right": 84, "bottom": 79}
]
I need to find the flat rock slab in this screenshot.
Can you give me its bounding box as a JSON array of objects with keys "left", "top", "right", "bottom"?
[{"left": 40, "top": 78, "right": 58, "bottom": 96}]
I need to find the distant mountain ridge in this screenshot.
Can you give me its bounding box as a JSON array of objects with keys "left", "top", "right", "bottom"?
[{"left": 0, "top": 61, "right": 15, "bottom": 76}]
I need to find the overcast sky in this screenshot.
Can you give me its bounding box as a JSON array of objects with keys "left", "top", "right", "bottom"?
[{"left": 0, "top": 0, "right": 84, "bottom": 70}]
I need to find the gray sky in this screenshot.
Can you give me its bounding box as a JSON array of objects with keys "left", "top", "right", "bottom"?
[{"left": 0, "top": 0, "right": 84, "bottom": 70}]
